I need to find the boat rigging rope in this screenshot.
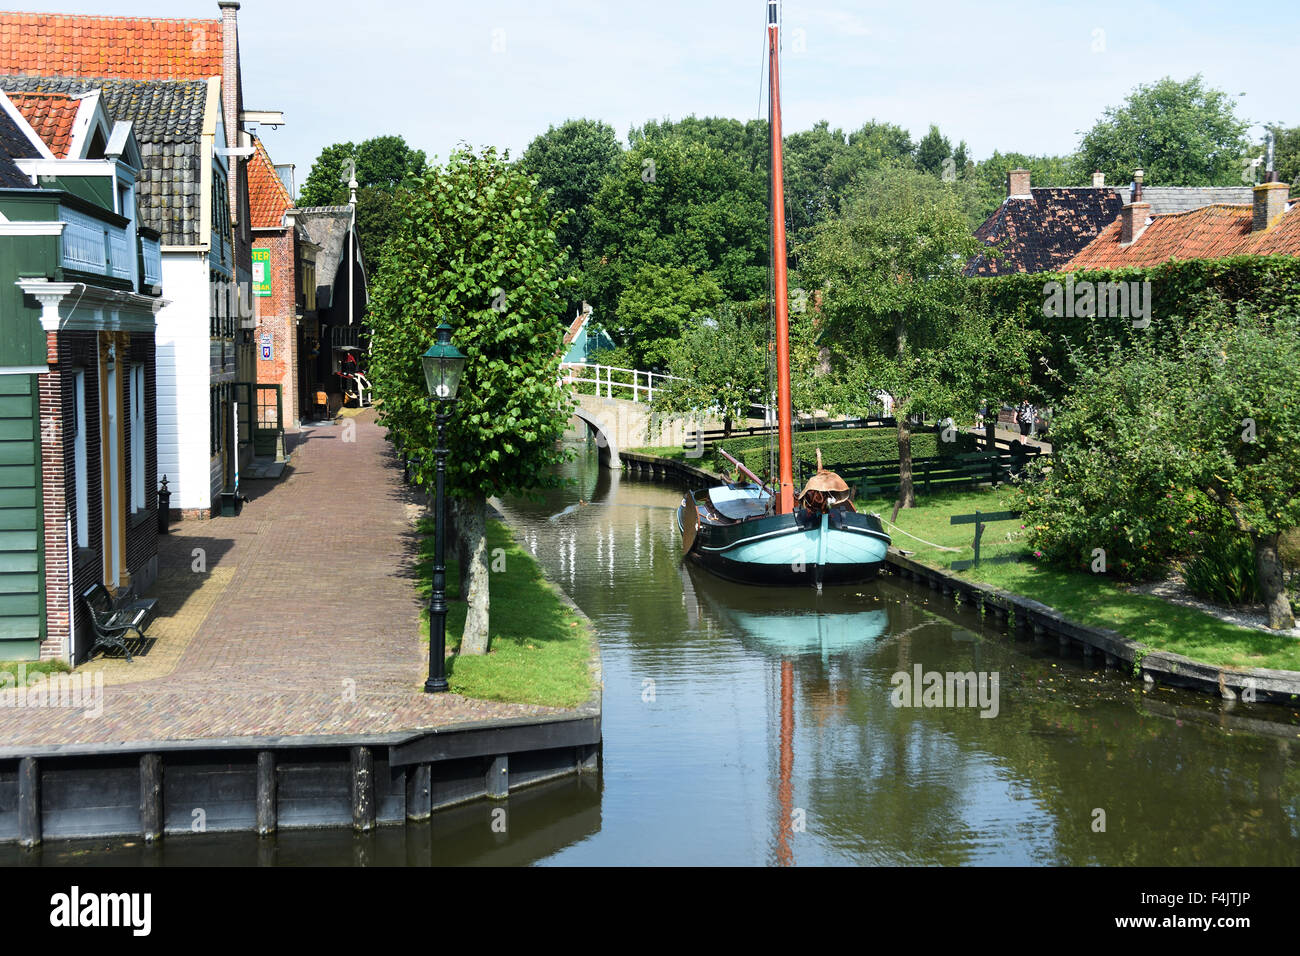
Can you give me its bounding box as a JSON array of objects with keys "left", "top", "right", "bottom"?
[{"left": 875, "top": 516, "right": 962, "bottom": 552}]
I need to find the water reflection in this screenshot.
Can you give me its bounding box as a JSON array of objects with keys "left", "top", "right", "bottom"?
[
  {"left": 497, "top": 445, "right": 1300, "bottom": 866},
  {"left": 25, "top": 444, "right": 1295, "bottom": 865}
]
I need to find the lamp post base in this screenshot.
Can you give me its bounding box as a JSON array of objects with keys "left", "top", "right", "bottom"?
[{"left": 423, "top": 677, "right": 449, "bottom": 694}]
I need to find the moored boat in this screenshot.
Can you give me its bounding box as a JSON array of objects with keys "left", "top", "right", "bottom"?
[{"left": 677, "top": 0, "right": 890, "bottom": 586}]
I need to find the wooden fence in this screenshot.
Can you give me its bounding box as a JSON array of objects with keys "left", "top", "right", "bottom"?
[{"left": 797, "top": 445, "right": 1044, "bottom": 498}]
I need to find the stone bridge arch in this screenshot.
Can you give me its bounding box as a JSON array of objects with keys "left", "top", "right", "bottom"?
[{"left": 571, "top": 405, "right": 620, "bottom": 468}]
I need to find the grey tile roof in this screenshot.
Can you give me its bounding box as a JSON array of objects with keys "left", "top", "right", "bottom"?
[
  {"left": 0, "top": 100, "right": 39, "bottom": 187},
  {"left": 296, "top": 206, "right": 353, "bottom": 303},
  {"left": 1125, "top": 186, "right": 1255, "bottom": 217},
  {"left": 0, "top": 75, "right": 208, "bottom": 245}
]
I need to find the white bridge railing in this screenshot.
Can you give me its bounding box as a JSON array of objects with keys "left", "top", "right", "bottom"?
[{"left": 560, "top": 362, "right": 684, "bottom": 404}]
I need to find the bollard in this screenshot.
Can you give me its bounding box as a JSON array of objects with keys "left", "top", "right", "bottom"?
[{"left": 157, "top": 475, "right": 171, "bottom": 534}]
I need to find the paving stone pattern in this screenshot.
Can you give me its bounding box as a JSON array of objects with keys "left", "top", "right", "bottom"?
[{"left": 0, "top": 410, "right": 566, "bottom": 748}]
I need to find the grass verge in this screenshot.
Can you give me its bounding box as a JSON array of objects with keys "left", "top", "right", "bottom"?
[
  {"left": 418, "top": 517, "right": 595, "bottom": 708},
  {"left": 0, "top": 659, "right": 71, "bottom": 682},
  {"left": 860, "top": 487, "right": 1300, "bottom": 673}
]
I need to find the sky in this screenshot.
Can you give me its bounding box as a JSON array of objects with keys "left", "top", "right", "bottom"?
[{"left": 10, "top": 0, "right": 1298, "bottom": 192}]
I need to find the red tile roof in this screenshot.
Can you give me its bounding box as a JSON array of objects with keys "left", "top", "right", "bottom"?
[
  {"left": 1066, "top": 201, "right": 1300, "bottom": 270},
  {"left": 7, "top": 90, "right": 77, "bottom": 157},
  {"left": 248, "top": 136, "right": 293, "bottom": 230},
  {"left": 0, "top": 12, "right": 223, "bottom": 81}
]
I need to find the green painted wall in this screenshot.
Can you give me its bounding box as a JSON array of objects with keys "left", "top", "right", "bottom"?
[
  {"left": 38, "top": 174, "right": 113, "bottom": 211},
  {"left": 0, "top": 375, "right": 44, "bottom": 661},
  {"left": 0, "top": 229, "right": 57, "bottom": 367}
]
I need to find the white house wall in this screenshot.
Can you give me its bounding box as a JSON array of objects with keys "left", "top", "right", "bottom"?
[{"left": 154, "top": 251, "right": 212, "bottom": 512}]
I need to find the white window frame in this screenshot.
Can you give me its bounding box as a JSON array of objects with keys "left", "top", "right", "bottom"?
[
  {"left": 129, "top": 363, "right": 145, "bottom": 512},
  {"left": 72, "top": 370, "right": 88, "bottom": 549}
]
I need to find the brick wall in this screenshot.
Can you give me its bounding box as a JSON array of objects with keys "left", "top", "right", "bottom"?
[
  {"left": 254, "top": 231, "right": 300, "bottom": 429},
  {"left": 38, "top": 336, "right": 68, "bottom": 661},
  {"left": 39, "top": 330, "right": 158, "bottom": 663}
]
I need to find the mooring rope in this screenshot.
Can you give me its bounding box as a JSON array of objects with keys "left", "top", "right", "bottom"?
[{"left": 876, "top": 516, "right": 962, "bottom": 552}]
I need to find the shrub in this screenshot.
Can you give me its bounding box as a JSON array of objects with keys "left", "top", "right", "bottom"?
[{"left": 1182, "top": 534, "right": 1261, "bottom": 606}]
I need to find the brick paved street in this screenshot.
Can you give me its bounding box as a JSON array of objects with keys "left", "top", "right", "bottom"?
[{"left": 0, "top": 409, "right": 568, "bottom": 748}]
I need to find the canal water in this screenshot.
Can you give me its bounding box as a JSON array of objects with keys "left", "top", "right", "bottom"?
[{"left": 18, "top": 446, "right": 1299, "bottom": 866}]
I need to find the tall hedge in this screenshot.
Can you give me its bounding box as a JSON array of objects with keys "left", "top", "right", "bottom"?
[{"left": 962, "top": 255, "right": 1300, "bottom": 401}]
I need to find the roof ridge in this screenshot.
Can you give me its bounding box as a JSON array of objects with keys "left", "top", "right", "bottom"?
[{"left": 0, "top": 11, "right": 221, "bottom": 26}]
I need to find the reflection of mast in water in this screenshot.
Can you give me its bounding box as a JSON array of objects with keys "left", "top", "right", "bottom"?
[{"left": 776, "top": 659, "right": 795, "bottom": 867}]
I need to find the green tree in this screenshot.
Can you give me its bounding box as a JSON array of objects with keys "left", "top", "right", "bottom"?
[
  {"left": 1077, "top": 75, "right": 1250, "bottom": 187},
  {"left": 798, "top": 166, "right": 1040, "bottom": 507},
  {"left": 650, "top": 305, "right": 766, "bottom": 438},
  {"left": 582, "top": 134, "right": 766, "bottom": 345},
  {"left": 298, "top": 135, "right": 428, "bottom": 259},
  {"left": 613, "top": 263, "right": 724, "bottom": 369},
  {"left": 914, "top": 124, "right": 951, "bottom": 178},
  {"left": 1020, "top": 305, "right": 1300, "bottom": 628},
  {"left": 970, "top": 150, "right": 1083, "bottom": 220},
  {"left": 1263, "top": 125, "right": 1300, "bottom": 195},
  {"left": 520, "top": 118, "right": 622, "bottom": 264},
  {"left": 366, "top": 146, "right": 573, "bottom": 654}
]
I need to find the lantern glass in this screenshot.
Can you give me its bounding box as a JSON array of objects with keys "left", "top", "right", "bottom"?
[{"left": 421, "top": 320, "right": 467, "bottom": 402}]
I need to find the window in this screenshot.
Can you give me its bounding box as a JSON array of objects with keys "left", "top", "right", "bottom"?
[
  {"left": 73, "top": 371, "right": 88, "bottom": 548},
  {"left": 210, "top": 386, "right": 220, "bottom": 455},
  {"left": 129, "top": 364, "right": 145, "bottom": 512}
]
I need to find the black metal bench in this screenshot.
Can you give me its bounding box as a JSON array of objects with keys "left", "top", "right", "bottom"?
[{"left": 81, "top": 583, "right": 158, "bottom": 663}]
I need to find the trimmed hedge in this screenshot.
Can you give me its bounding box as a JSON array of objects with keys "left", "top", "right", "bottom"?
[
  {"left": 963, "top": 255, "right": 1300, "bottom": 402},
  {"left": 715, "top": 427, "right": 978, "bottom": 476}
]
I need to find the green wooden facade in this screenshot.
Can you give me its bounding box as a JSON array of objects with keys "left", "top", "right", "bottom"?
[{"left": 0, "top": 375, "right": 43, "bottom": 660}]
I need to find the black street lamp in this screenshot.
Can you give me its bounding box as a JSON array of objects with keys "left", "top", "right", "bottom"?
[{"left": 421, "top": 319, "right": 468, "bottom": 693}]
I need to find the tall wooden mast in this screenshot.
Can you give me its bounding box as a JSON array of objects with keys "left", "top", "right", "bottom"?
[{"left": 768, "top": 0, "right": 795, "bottom": 514}]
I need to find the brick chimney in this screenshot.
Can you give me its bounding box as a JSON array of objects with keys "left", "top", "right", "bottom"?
[
  {"left": 219, "top": 1, "right": 243, "bottom": 227},
  {"left": 1092, "top": 171, "right": 1105, "bottom": 187},
  {"left": 1007, "top": 168, "right": 1031, "bottom": 199},
  {"left": 1120, "top": 201, "right": 1150, "bottom": 246},
  {"left": 1252, "top": 181, "right": 1289, "bottom": 232}
]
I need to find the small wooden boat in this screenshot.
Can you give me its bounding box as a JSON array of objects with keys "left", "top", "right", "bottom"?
[
  {"left": 677, "top": 1, "right": 890, "bottom": 587},
  {"left": 679, "top": 450, "right": 890, "bottom": 586}
]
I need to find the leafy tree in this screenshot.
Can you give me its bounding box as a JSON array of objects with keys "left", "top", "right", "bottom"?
[
  {"left": 582, "top": 134, "right": 766, "bottom": 345},
  {"left": 613, "top": 263, "right": 724, "bottom": 369},
  {"left": 650, "top": 305, "right": 766, "bottom": 438},
  {"left": 1263, "top": 125, "right": 1300, "bottom": 195},
  {"left": 366, "top": 146, "right": 573, "bottom": 654},
  {"left": 914, "top": 124, "right": 951, "bottom": 178},
  {"left": 520, "top": 118, "right": 622, "bottom": 265},
  {"left": 1019, "top": 304, "right": 1300, "bottom": 629},
  {"left": 846, "top": 120, "right": 914, "bottom": 167},
  {"left": 1077, "top": 75, "right": 1250, "bottom": 187},
  {"left": 298, "top": 135, "right": 428, "bottom": 259},
  {"left": 798, "top": 166, "right": 1040, "bottom": 507}
]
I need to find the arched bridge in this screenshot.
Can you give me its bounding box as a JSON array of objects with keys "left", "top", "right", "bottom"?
[{"left": 561, "top": 363, "right": 735, "bottom": 470}]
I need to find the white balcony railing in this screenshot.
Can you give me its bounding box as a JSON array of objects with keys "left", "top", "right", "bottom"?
[
  {"left": 141, "top": 235, "right": 162, "bottom": 290},
  {"left": 59, "top": 205, "right": 135, "bottom": 284}
]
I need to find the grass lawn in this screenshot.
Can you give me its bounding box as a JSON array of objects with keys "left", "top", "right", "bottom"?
[
  {"left": 859, "top": 487, "right": 1300, "bottom": 673},
  {"left": 0, "top": 659, "right": 71, "bottom": 682},
  {"left": 417, "top": 517, "right": 595, "bottom": 708},
  {"left": 626, "top": 445, "right": 689, "bottom": 460}
]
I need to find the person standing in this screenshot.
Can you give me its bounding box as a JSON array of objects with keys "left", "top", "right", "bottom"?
[{"left": 1017, "top": 400, "right": 1034, "bottom": 438}]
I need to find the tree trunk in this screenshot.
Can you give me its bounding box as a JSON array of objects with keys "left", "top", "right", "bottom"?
[
  {"left": 449, "top": 497, "right": 471, "bottom": 600},
  {"left": 897, "top": 416, "right": 915, "bottom": 509},
  {"left": 460, "top": 494, "right": 491, "bottom": 654},
  {"left": 1253, "top": 532, "right": 1294, "bottom": 630},
  {"left": 723, "top": 414, "right": 733, "bottom": 439}
]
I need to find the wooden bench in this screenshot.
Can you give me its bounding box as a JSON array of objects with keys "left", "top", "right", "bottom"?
[{"left": 81, "top": 583, "right": 158, "bottom": 663}]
